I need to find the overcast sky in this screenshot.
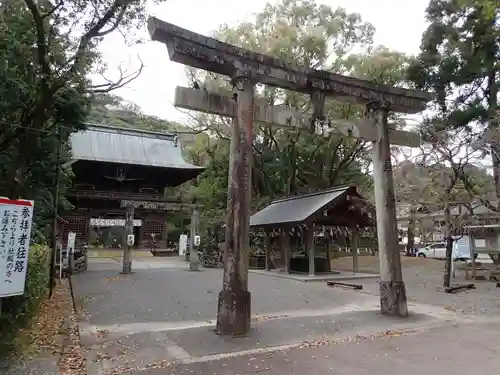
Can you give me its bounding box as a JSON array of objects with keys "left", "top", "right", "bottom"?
[{"left": 94, "top": 0, "right": 430, "bottom": 123}]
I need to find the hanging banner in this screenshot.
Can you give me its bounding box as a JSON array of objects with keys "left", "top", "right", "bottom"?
[
  {"left": 0, "top": 198, "right": 35, "bottom": 298},
  {"left": 89, "top": 218, "right": 142, "bottom": 227}
]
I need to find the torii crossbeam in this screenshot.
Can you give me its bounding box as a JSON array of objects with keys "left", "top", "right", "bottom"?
[{"left": 174, "top": 86, "right": 421, "bottom": 147}]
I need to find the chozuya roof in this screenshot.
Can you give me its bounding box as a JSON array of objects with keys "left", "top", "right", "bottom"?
[
  {"left": 250, "top": 185, "right": 373, "bottom": 227},
  {"left": 68, "top": 124, "right": 205, "bottom": 170}
]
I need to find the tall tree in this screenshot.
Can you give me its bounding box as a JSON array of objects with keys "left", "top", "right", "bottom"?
[
  {"left": 0, "top": 0, "right": 167, "bottom": 240},
  {"left": 0, "top": 0, "right": 167, "bottom": 199},
  {"left": 407, "top": 0, "right": 500, "bottom": 206},
  {"left": 188, "top": 0, "right": 417, "bottom": 212}
]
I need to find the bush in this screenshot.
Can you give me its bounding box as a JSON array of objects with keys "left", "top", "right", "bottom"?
[{"left": 0, "top": 245, "right": 50, "bottom": 358}]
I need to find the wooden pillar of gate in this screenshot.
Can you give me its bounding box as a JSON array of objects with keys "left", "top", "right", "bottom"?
[
  {"left": 121, "top": 206, "right": 134, "bottom": 274},
  {"left": 189, "top": 206, "right": 200, "bottom": 271},
  {"left": 216, "top": 70, "right": 254, "bottom": 336},
  {"left": 368, "top": 102, "right": 407, "bottom": 317}
]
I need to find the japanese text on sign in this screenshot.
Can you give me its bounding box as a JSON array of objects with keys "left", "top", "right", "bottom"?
[{"left": 0, "top": 198, "right": 34, "bottom": 298}]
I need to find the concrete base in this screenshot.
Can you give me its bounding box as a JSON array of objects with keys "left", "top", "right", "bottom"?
[
  {"left": 249, "top": 269, "right": 380, "bottom": 282},
  {"left": 216, "top": 290, "right": 251, "bottom": 337},
  {"left": 380, "top": 281, "right": 408, "bottom": 317}
]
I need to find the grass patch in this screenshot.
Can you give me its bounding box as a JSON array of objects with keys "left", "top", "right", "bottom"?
[{"left": 0, "top": 245, "right": 51, "bottom": 359}]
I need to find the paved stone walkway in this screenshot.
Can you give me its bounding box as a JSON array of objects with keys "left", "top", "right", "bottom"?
[
  {"left": 134, "top": 322, "right": 500, "bottom": 375},
  {"left": 71, "top": 257, "right": 500, "bottom": 375}
]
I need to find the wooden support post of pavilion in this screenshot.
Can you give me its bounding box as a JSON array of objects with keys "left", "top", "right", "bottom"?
[
  {"left": 282, "top": 227, "right": 291, "bottom": 274},
  {"left": 306, "top": 224, "right": 316, "bottom": 276},
  {"left": 351, "top": 226, "right": 359, "bottom": 274},
  {"left": 325, "top": 229, "right": 332, "bottom": 273},
  {"left": 264, "top": 228, "right": 272, "bottom": 271}
]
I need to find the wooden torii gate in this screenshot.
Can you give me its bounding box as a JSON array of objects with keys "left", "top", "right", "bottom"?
[{"left": 148, "top": 17, "right": 432, "bottom": 336}]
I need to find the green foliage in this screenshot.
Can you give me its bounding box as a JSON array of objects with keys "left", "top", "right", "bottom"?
[
  {"left": 406, "top": 0, "right": 500, "bottom": 205},
  {"left": 0, "top": 0, "right": 167, "bottom": 242},
  {"left": 407, "top": 0, "right": 500, "bottom": 126},
  {"left": 183, "top": 0, "right": 418, "bottom": 231},
  {"left": 0, "top": 246, "right": 50, "bottom": 358}
]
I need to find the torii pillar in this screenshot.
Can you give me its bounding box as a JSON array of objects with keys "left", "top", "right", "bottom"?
[
  {"left": 216, "top": 70, "right": 254, "bottom": 336},
  {"left": 369, "top": 102, "right": 407, "bottom": 316}
]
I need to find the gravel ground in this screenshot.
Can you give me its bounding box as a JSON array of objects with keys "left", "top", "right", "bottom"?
[{"left": 331, "top": 255, "right": 500, "bottom": 315}]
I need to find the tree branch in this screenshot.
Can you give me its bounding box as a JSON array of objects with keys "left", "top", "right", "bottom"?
[{"left": 88, "top": 56, "right": 144, "bottom": 93}]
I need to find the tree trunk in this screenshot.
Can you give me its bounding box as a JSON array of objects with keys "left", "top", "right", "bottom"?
[
  {"left": 443, "top": 204, "right": 453, "bottom": 288},
  {"left": 486, "top": 27, "right": 499, "bottom": 209},
  {"left": 443, "top": 235, "right": 453, "bottom": 288}
]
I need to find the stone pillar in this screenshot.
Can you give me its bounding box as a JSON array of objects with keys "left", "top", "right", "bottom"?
[
  {"left": 189, "top": 206, "right": 200, "bottom": 271},
  {"left": 121, "top": 206, "right": 134, "bottom": 274},
  {"left": 351, "top": 226, "right": 359, "bottom": 274},
  {"left": 306, "top": 224, "right": 315, "bottom": 276},
  {"left": 264, "top": 229, "right": 272, "bottom": 271},
  {"left": 216, "top": 70, "right": 254, "bottom": 336},
  {"left": 369, "top": 102, "right": 408, "bottom": 317},
  {"left": 282, "top": 228, "right": 291, "bottom": 273}
]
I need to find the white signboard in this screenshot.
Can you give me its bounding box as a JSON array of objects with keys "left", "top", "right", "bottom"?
[
  {"left": 474, "top": 239, "right": 486, "bottom": 248},
  {"left": 179, "top": 234, "right": 187, "bottom": 256},
  {"left": 90, "top": 218, "right": 142, "bottom": 227},
  {"left": 67, "top": 232, "right": 76, "bottom": 255},
  {"left": 0, "top": 198, "right": 34, "bottom": 298},
  {"left": 63, "top": 232, "right": 76, "bottom": 278}
]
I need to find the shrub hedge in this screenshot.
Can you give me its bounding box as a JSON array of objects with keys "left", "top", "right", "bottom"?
[{"left": 0, "top": 245, "right": 50, "bottom": 358}]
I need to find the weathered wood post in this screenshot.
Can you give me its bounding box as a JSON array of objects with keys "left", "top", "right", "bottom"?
[
  {"left": 325, "top": 228, "right": 332, "bottom": 272},
  {"left": 282, "top": 227, "right": 291, "bottom": 273},
  {"left": 369, "top": 103, "right": 407, "bottom": 316},
  {"left": 189, "top": 205, "right": 200, "bottom": 271},
  {"left": 264, "top": 229, "right": 272, "bottom": 271},
  {"left": 306, "top": 224, "right": 315, "bottom": 276},
  {"left": 216, "top": 70, "right": 254, "bottom": 336},
  {"left": 121, "top": 205, "right": 134, "bottom": 274},
  {"left": 351, "top": 226, "right": 359, "bottom": 274}
]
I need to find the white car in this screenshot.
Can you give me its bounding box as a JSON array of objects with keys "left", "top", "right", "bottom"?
[{"left": 416, "top": 243, "right": 474, "bottom": 261}]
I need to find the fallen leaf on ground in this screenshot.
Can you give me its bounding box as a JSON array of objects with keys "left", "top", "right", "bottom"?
[
  {"left": 96, "top": 329, "right": 110, "bottom": 340},
  {"left": 106, "top": 276, "right": 124, "bottom": 282},
  {"left": 299, "top": 338, "right": 332, "bottom": 348},
  {"left": 58, "top": 280, "right": 87, "bottom": 375},
  {"left": 12, "top": 280, "right": 72, "bottom": 360}
]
